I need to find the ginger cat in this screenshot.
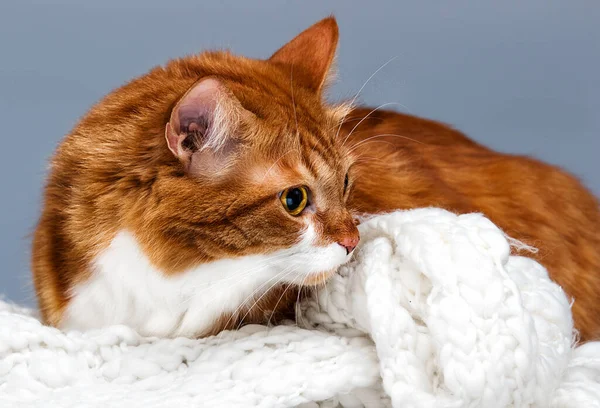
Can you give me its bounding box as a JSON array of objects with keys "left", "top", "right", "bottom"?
[{"left": 32, "top": 17, "right": 600, "bottom": 341}]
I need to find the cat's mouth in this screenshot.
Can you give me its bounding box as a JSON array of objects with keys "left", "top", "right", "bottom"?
[{"left": 282, "top": 235, "right": 355, "bottom": 286}]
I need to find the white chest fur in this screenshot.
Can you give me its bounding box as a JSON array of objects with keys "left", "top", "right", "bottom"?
[{"left": 60, "top": 229, "right": 348, "bottom": 338}]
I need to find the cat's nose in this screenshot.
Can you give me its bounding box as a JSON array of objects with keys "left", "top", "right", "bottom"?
[{"left": 338, "top": 235, "right": 359, "bottom": 255}]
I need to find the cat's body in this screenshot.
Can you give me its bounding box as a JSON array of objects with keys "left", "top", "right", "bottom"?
[
  {"left": 343, "top": 108, "right": 600, "bottom": 340},
  {"left": 32, "top": 18, "right": 600, "bottom": 341}
]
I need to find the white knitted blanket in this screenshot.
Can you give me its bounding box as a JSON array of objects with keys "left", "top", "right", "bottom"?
[{"left": 2, "top": 209, "right": 599, "bottom": 407}]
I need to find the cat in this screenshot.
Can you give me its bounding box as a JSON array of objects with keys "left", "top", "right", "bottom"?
[{"left": 32, "top": 17, "right": 600, "bottom": 341}]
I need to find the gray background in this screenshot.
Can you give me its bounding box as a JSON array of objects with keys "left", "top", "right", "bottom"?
[{"left": 1, "top": 1, "right": 598, "bottom": 306}]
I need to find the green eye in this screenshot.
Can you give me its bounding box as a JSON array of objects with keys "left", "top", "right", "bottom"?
[{"left": 280, "top": 186, "right": 308, "bottom": 216}]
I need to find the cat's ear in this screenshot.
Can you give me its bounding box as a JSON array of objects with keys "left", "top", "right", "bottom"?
[
  {"left": 269, "top": 16, "right": 339, "bottom": 92},
  {"left": 165, "top": 77, "right": 246, "bottom": 175}
]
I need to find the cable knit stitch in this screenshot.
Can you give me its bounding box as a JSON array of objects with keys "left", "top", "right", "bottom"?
[{"left": 1, "top": 209, "right": 599, "bottom": 407}]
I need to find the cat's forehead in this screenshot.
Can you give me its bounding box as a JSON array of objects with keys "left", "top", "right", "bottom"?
[
  {"left": 215, "top": 59, "right": 344, "bottom": 127},
  {"left": 246, "top": 136, "right": 349, "bottom": 191},
  {"left": 231, "top": 80, "right": 348, "bottom": 172},
  {"left": 231, "top": 82, "right": 329, "bottom": 126}
]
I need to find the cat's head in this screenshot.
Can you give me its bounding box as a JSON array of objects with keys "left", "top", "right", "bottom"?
[{"left": 133, "top": 17, "right": 359, "bottom": 285}]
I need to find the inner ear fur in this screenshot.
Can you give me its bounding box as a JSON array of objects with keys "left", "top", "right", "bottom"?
[{"left": 165, "top": 77, "right": 248, "bottom": 174}]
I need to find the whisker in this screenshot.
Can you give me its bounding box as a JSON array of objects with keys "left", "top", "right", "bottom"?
[
  {"left": 348, "top": 133, "right": 425, "bottom": 155},
  {"left": 352, "top": 156, "right": 391, "bottom": 166},
  {"left": 352, "top": 140, "right": 397, "bottom": 152},
  {"left": 224, "top": 267, "right": 296, "bottom": 339},
  {"left": 314, "top": 273, "right": 330, "bottom": 317},
  {"left": 266, "top": 273, "right": 298, "bottom": 327},
  {"left": 333, "top": 56, "right": 399, "bottom": 143},
  {"left": 214, "top": 265, "right": 294, "bottom": 344},
  {"left": 185, "top": 252, "right": 288, "bottom": 294},
  {"left": 176, "top": 252, "right": 291, "bottom": 308},
  {"left": 292, "top": 266, "right": 310, "bottom": 328},
  {"left": 290, "top": 66, "right": 299, "bottom": 137},
  {"left": 342, "top": 102, "right": 404, "bottom": 147},
  {"left": 261, "top": 149, "right": 295, "bottom": 181},
  {"left": 235, "top": 266, "right": 296, "bottom": 331}
]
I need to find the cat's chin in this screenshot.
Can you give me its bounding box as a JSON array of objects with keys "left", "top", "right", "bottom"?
[{"left": 299, "top": 269, "right": 337, "bottom": 286}]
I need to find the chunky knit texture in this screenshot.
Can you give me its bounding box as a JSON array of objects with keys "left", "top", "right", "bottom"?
[{"left": 2, "top": 209, "right": 599, "bottom": 407}]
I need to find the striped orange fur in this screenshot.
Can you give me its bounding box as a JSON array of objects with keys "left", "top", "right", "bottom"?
[{"left": 32, "top": 17, "right": 600, "bottom": 341}]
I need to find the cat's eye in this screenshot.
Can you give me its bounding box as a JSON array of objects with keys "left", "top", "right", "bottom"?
[
  {"left": 280, "top": 186, "right": 308, "bottom": 216},
  {"left": 343, "top": 173, "right": 349, "bottom": 194}
]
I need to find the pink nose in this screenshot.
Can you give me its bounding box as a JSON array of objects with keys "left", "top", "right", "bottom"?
[{"left": 338, "top": 235, "right": 359, "bottom": 255}]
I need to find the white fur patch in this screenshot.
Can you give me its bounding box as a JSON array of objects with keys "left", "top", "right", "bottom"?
[{"left": 60, "top": 224, "right": 349, "bottom": 338}]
